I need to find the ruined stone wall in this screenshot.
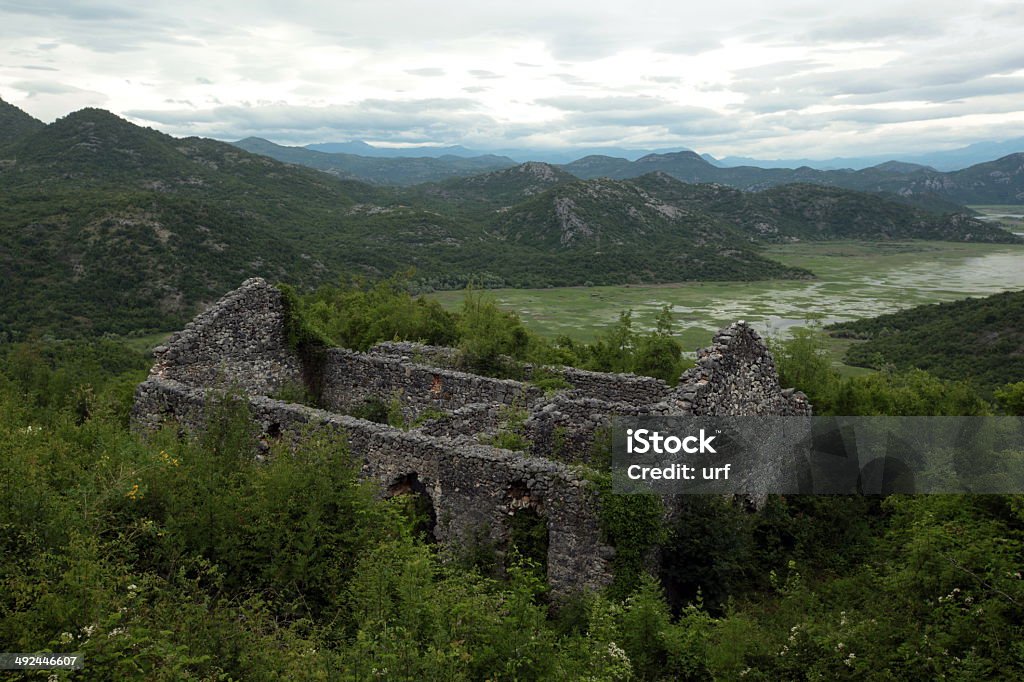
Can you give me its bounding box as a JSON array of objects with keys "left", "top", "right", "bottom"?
[
  {"left": 533, "top": 367, "right": 671, "bottom": 406},
  {"left": 523, "top": 394, "right": 673, "bottom": 464},
  {"left": 416, "top": 402, "right": 505, "bottom": 442},
  {"left": 147, "top": 278, "right": 303, "bottom": 396},
  {"left": 132, "top": 279, "right": 812, "bottom": 597},
  {"left": 369, "top": 341, "right": 461, "bottom": 367},
  {"left": 672, "top": 322, "right": 811, "bottom": 417},
  {"left": 133, "top": 377, "right": 611, "bottom": 594},
  {"left": 319, "top": 349, "right": 541, "bottom": 422},
  {"left": 369, "top": 340, "right": 672, "bottom": 406}
]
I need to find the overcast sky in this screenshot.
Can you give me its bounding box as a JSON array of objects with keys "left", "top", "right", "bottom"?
[{"left": 2, "top": 0, "right": 1024, "bottom": 158}]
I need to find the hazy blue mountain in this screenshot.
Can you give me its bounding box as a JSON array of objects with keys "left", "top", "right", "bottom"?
[
  {"left": 307, "top": 141, "right": 486, "bottom": 158},
  {"left": 304, "top": 141, "right": 692, "bottom": 164},
  {"left": 233, "top": 137, "right": 516, "bottom": 185},
  {"left": 716, "top": 137, "right": 1024, "bottom": 172},
  {"left": 302, "top": 137, "right": 1024, "bottom": 171},
  {"left": 560, "top": 151, "right": 1024, "bottom": 206}
]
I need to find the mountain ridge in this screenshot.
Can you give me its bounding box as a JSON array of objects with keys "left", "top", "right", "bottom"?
[
  {"left": 1, "top": 103, "right": 1019, "bottom": 338},
  {"left": 0, "top": 97, "right": 45, "bottom": 148},
  {"left": 232, "top": 137, "right": 517, "bottom": 185}
]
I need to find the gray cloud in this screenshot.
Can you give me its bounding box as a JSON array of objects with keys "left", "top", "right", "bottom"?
[
  {"left": 126, "top": 98, "right": 494, "bottom": 144},
  {"left": 803, "top": 13, "right": 948, "bottom": 42},
  {"left": 11, "top": 79, "right": 87, "bottom": 95},
  {"left": 406, "top": 67, "right": 446, "bottom": 77},
  {"left": 2, "top": 0, "right": 1023, "bottom": 158},
  {"left": 654, "top": 35, "right": 722, "bottom": 56},
  {"left": 2, "top": 0, "right": 144, "bottom": 22}
]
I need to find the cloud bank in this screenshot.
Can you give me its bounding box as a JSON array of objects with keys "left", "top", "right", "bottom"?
[{"left": 2, "top": 0, "right": 1023, "bottom": 158}]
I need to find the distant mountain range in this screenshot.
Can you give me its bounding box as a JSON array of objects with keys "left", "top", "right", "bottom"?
[
  {"left": 299, "top": 137, "right": 1024, "bottom": 171},
  {"left": 560, "top": 150, "right": 1024, "bottom": 206},
  {"left": 0, "top": 98, "right": 1018, "bottom": 338},
  {"left": 714, "top": 137, "right": 1024, "bottom": 172},
  {"left": 234, "top": 137, "right": 517, "bottom": 185},
  {"left": 232, "top": 134, "right": 1024, "bottom": 206},
  {"left": 306, "top": 141, "right": 691, "bottom": 164}
]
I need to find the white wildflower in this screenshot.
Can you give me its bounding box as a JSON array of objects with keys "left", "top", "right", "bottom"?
[{"left": 607, "top": 642, "right": 629, "bottom": 662}]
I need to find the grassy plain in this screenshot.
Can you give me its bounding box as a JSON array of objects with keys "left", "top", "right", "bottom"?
[{"left": 429, "top": 239, "right": 1024, "bottom": 372}]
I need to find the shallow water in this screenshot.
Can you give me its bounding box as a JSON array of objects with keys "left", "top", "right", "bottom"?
[{"left": 430, "top": 241, "right": 1024, "bottom": 355}]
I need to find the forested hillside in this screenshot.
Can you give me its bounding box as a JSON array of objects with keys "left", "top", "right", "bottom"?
[
  {"left": 828, "top": 289, "right": 1024, "bottom": 392},
  {"left": 561, "top": 148, "right": 1024, "bottom": 205},
  {"left": 2, "top": 286, "right": 1022, "bottom": 680},
  {"left": 0, "top": 102, "right": 1017, "bottom": 339},
  {"left": 0, "top": 96, "right": 45, "bottom": 148}
]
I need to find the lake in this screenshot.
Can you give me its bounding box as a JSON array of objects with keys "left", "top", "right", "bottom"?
[{"left": 428, "top": 239, "right": 1024, "bottom": 370}]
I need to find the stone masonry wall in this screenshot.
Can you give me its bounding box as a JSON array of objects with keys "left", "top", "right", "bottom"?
[
  {"left": 370, "top": 340, "right": 672, "bottom": 406},
  {"left": 132, "top": 377, "right": 611, "bottom": 594},
  {"left": 319, "top": 348, "right": 542, "bottom": 422},
  {"left": 147, "top": 277, "right": 303, "bottom": 396},
  {"left": 671, "top": 322, "right": 811, "bottom": 416},
  {"left": 523, "top": 394, "right": 673, "bottom": 465},
  {"left": 133, "top": 279, "right": 812, "bottom": 596}
]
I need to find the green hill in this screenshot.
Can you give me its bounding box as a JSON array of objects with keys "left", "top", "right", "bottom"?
[
  {"left": 421, "top": 161, "right": 578, "bottom": 206},
  {"left": 0, "top": 97, "right": 45, "bottom": 148},
  {"left": 0, "top": 109, "right": 807, "bottom": 337},
  {"left": 827, "top": 290, "right": 1024, "bottom": 391},
  {"left": 560, "top": 149, "right": 1024, "bottom": 206},
  {"left": 1, "top": 103, "right": 1018, "bottom": 339},
  {"left": 492, "top": 177, "right": 808, "bottom": 282},
  {"left": 630, "top": 174, "right": 1018, "bottom": 243}
]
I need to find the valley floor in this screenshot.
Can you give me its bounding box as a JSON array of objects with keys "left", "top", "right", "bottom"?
[{"left": 428, "top": 239, "right": 1024, "bottom": 374}]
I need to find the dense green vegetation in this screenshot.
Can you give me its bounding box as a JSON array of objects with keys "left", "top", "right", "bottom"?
[
  {"left": 3, "top": 325, "right": 1023, "bottom": 679},
  {"left": 4, "top": 99, "right": 1024, "bottom": 678},
  {"left": 827, "top": 289, "right": 1024, "bottom": 394},
  {"left": 280, "top": 276, "right": 693, "bottom": 384},
  {"left": 770, "top": 325, "right": 994, "bottom": 417},
  {"left": 2, "top": 103, "right": 1017, "bottom": 340}
]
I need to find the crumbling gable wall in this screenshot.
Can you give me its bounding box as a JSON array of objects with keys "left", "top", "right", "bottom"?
[
  {"left": 147, "top": 277, "right": 303, "bottom": 396},
  {"left": 672, "top": 322, "right": 811, "bottom": 417}
]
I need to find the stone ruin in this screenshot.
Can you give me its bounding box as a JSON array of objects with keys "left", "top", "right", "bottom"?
[{"left": 132, "top": 278, "right": 810, "bottom": 595}]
